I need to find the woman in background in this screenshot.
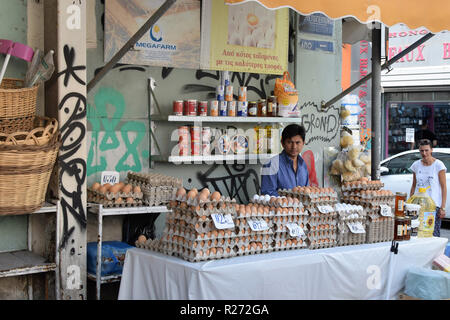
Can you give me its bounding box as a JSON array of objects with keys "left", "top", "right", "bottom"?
[{"left": 409, "top": 139, "right": 447, "bottom": 237}]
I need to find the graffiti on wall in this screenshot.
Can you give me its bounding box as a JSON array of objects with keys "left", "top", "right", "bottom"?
[
  {"left": 196, "top": 164, "right": 260, "bottom": 204},
  {"left": 58, "top": 44, "right": 87, "bottom": 249}
]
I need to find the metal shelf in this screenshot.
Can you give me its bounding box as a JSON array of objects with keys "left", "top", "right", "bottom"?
[
  {"left": 87, "top": 273, "right": 122, "bottom": 284},
  {"left": 151, "top": 114, "right": 303, "bottom": 123},
  {"left": 164, "top": 153, "right": 275, "bottom": 164},
  {"left": 88, "top": 203, "right": 172, "bottom": 300},
  {"left": 0, "top": 250, "right": 56, "bottom": 278},
  {"left": 88, "top": 203, "right": 171, "bottom": 216}
]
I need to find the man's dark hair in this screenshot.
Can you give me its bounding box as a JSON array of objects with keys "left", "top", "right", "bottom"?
[
  {"left": 418, "top": 139, "right": 432, "bottom": 147},
  {"left": 281, "top": 124, "right": 306, "bottom": 143}
]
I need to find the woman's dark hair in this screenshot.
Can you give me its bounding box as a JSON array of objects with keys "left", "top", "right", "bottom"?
[
  {"left": 281, "top": 124, "right": 306, "bottom": 143},
  {"left": 418, "top": 139, "right": 432, "bottom": 147}
]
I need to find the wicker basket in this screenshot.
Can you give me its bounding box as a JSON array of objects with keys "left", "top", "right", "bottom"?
[
  {"left": 0, "top": 116, "right": 58, "bottom": 146},
  {"left": 0, "top": 78, "right": 39, "bottom": 133},
  {"left": 0, "top": 133, "right": 60, "bottom": 215}
]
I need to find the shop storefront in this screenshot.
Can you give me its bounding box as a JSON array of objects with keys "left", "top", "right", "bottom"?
[{"left": 381, "top": 24, "right": 450, "bottom": 157}]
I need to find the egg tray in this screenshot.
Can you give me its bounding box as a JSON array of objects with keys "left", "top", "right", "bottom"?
[
  {"left": 272, "top": 231, "right": 307, "bottom": 241},
  {"left": 268, "top": 207, "right": 307, "bottom": 216},
  {"left": 168, "top": 209, "right": 236, "bottom": 224},
  {"left": 88, "top": 198, "right": 144, "bottom": 208},
  {"left": 306, "top": 207, "right": 338, "bottom": 218},
  {"left": 161, "top": 234, "right": 237, "bottom": 251},
  {"left": 308, "top": 215, "right": 338, "bottom": 225},
  {"left": 174, "top": 194, "right": 237, "bottom": 208},
  {"left": 337, "top": 233, "right": 366, "bottom": 247},
  {"left": 174, "top": 205, "right": 237, "bottom": 219},
  {"left": 235, "top": 245, "right": 273, "bottom": 256},
  {"left": 365, "top": 217, "right": 395, "bottom": 244},
  {"left": 308, "top": 239, "right": 337, "bottom": 250},
  {"left": 235, "top": 216, "right": 273, "bottom": 226},
  {"left": 340, "top": 196, "right": 395, "bottom": 207},
  {"left": 273, "top": 215, "right": 308, "bottom": 225},
  {"left": 279, "top": 188, "right": 339, "bottom": 199},
  {"left": 158, "top": 242, "right": 237, "bottom": 262},
  {"left": 235, "top": 227, "right": 274, "bottom": 237},
  {"left": 163, "top": 225, "right": 237, "bottom": 242},
  {"left": 307, "top": 229, "right": 337, "bottom": 241},
  {"left": 87, "top": 188, "right": 143, "bottom": 201},
  {"left": 235, "top": 234, "right": 273, "bottom": 244},
  {"left": 143, "top": 198, "right": 171, "bottom": 207},
  {"left": 272, "top": 242, "right": 308, "bottom": 251},
  {"left": 341, "top": 191, "right": 394, "bottom": 201},
  {"left": 135, "top": 238, "right": 162, "bottom": 250},
  {"left": 251, "top": 197, "right": 304, "bottom": 209},
  {"left": 127, "top": 172, "right": 183, "bottom": 188},
  {"left": 341, "top": 181, "right": 384, "bottom": 191}
]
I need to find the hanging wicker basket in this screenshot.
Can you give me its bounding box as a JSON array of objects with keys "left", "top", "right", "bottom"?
[
  {"left": 0, "top": 78, "right": 39, "bottom": 133},
  {"left": 0, "top": 131, "right": 60, "bottom": 216}
]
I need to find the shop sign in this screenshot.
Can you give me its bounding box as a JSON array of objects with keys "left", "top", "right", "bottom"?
[
  {"left": 299, "top": 39, "right": 334, "bottom": 53},
  {"left": 298, "top": 13, "right": 334, "bottom": 37},
  {"left": 211, "top": 213, "right": 235, "bottom": 229}
]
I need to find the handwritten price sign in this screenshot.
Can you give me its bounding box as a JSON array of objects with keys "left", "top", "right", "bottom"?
[
  {"left": 317, "top": 205, "right": 333, "bottom": 214},
  {"left": 211, "top": 214, "right": 235, "bottom": 229},
  {"left": 286, "top": 223, "right": 305, "bottom": 238},
  {"left": 379, "top": 205, "right": 392, "bottom": 217},
  {"left": 101, "top": 171, "right": 120, "bottom": 185},
  {"left": 247, "top": 219, "right": 269, "bottom": 232},
  {"left": 346, "top": 222, "right": 366, "bottom": 234}
]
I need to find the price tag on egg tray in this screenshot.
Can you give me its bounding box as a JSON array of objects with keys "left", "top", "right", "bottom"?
[
  {"left": 379, "top": 205, "right": 393, "bottom": 217},
  {"left": 286, "top": 223, "right": 305, "bottom": 238},
  {"left": 317, "top": 205, "right": 333, "bottom": 214},
  {"left": 346, "top": 222, "right": 366, "bottom": 234},
  {"left": 211, "top": 213, "right": 235, "bottom": 229},
  {"left": 247, "top": 219, "right": 269, "bottom": 232},
  {"left": 101, "top": 171, "right": 120, "bottom": 185}
]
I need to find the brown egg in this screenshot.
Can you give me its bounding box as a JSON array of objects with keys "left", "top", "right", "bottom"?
[
  {"left": 109, "top": 184, "right": 121, "bottom": 194},
  {"left": 126, "top": 197, "right": 134, "bottom": 204},
  {"left": 198, "top": 193, "right": 208, "bottom": 202},
  {"left": 91, "top": 182, "right": 101, "bottom": 191},
  {"left": 187, "top": 190, "right": 197, "bottom": 199},
  {"left": 200, "top": 188, "right": 210, "bottom": 196},
  {"left": 103, "top": 183, "right": 112, "bottom": 191},
  {"left": 137, "top": 235, "right": 147, "bottom": 244},
  {"left": 210, "top": 191, "right": 221, "bottom": 201},
  {"left": 98, "top": 186, "right": 108, "bottom": 194},
  {"left": 122, "top": 184, "right": 133, "bottom": 194},
  {"left": 176, "top": 187, "right": 186, "bottom": 198},
  {"left": 133, "top": 186, "right": 141, "bottom": 193},
  {"left": 115, "top": 197, "right": 123, "bottom": 204}
]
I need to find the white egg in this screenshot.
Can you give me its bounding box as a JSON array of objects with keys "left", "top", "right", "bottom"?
[{"left": 264, "top": 194, "right": 271, "bottom": 204}]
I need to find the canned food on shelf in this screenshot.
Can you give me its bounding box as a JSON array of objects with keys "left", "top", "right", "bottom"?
[
  {"left": 228, "top": 101, "right": 236, "bottom": 117},
  {"left": 198, "top": 101, "right": 208, "bottom": 116},
  {"left": 184, "top": 100, "right": 197, "bottom": 116},
  {"left": 237, "top": 101, "right": 248, "bottom": 117},
  {"left": 219, "top": 101, "right": 228, "bottom": 116},
  {"left": 238, "top": 86, "right": 247, "bottom": 102},
  {"left": 173, "top": 100, "right": 183, "bottom": 116},
  {"left": 225, "top": 85, "right": 234, "bottom": 101},
  {"left": 210, "top": 100, "right": 219, "bottom": 116},
  {"left": 216, "top": 85, "right": 225, "bottom": 101}
]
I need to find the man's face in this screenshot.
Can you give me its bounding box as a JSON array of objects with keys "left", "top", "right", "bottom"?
[
  {"left": 419, "top": 145, "right": 432, "bottom": 160},
  {"left": 282, "top": 135, "right": 304, "bottom": 158}
]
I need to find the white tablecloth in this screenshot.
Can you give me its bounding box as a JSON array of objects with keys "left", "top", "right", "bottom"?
[{"left": 118, "top": 237, "right": 447, "bottom": 300}]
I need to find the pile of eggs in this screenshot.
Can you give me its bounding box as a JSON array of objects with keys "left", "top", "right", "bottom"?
[
  {"left": 175, "top": 187, "right": 223, "bottom": 203},
  {"left": 341, "top": 189, "right": 394, "bottom": 205},
  {"left": 89, "top": 182, "right": 142, "bottom": 206},
  {"left": 342, "top": 177, "right": 384, "bottom": 191},
  {"left": 279, "top": 186, "right": 338, "bottom": 204}
]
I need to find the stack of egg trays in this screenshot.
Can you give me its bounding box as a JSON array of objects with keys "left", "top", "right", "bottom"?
[
  {"left": 341, "top": 191, "right": 395, "bottom": 206},
  {"left": 162, "top": 196, "right": 239, "bottom": 262},
  {"left": 305, "top": 202, "right": 338, "bottom": 249},
  {"left": 365, "top": 205, "right": 395, "bottom": 244},
  {"left": 341, "top": 180, "right": 384, "bottom": 191},
  {"left": 87, "top": 187, "right": 143, "bottom": 208},
  {"left": 278, "top": 188, "right": 339, "bottom": 206},
  {"left": 128, "top": 172, "right": 180, "bottom": 207},
  {"left": 270, "top": 201, "right": 308, "bottom": 251},
  {"left": 335, "top": 203, "right": 366, "bottom": 246},
  {"left": 234, "top": 207, "right": 274, "bottom": 256}
]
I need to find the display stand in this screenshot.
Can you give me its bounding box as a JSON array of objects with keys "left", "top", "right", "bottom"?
[
  {"left": 0, "top": 202, "right": 61, "bottom": 300},
  {"left": 87, "top": 203, "right": 172, "bottom": 300}
]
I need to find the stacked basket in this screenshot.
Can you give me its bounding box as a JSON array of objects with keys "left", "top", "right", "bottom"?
[{"left": 0, "top": 78, "right": 60, "bottom": 215}]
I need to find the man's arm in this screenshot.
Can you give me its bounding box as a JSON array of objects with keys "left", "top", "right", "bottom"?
[
  {"left": 260, "top": 159, "right": 279, "bottom": 196},
  {"left": 438, "top": 169, "right": 447, "bottom": 219}
]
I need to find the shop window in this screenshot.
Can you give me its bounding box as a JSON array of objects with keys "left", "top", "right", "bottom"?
[{"left": 384, "top": 153, "right": 421, "bottom": 175}]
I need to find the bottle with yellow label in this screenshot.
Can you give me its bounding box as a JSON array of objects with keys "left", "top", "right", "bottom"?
[{"left": 406, "top": 186, "right": 436, "bottom": 238}]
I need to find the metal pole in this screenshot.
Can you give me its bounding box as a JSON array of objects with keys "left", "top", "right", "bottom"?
[
  {"left": 322, "top": 32, "right": 434, "bottom": 110},
  {"left": 87, "top": 0, "right": 177, "bottom": 93},
  {"left": 371, "top": 24, "right": 382, "bottom": 180}
]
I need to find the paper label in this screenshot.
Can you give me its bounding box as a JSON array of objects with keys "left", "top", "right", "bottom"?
[
  {"left": 211, "top": 214, "right": 235, "bottom": 230},
  {"left": 347, "top": 222, "right": 366, "bottom": 234},
  {"left": 286, "top": 223, "right": 305, "bottom": 237},
  {"left": 380, "top": 205, "right": 393, "bottom": 217},
  {"left": 101, "top": 171, "right": 120, "bottom": 185},
  {"left": 247, "top": 219, "right": 269, "bottom": 232},
  {"left": 317, "top": 205, "right": 334, "bottom": 214},
  {"left": 406, "top": 128, "right": 415, "bottom": 143}
]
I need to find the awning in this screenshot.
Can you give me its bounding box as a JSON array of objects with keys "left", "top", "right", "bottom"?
[{"left": 225, "top": 0, "right": 450, "bottom": 33}]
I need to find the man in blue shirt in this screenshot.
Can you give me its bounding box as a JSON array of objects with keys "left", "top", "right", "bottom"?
[{"left": 261, "top": 124, "right": 309, "bottom": 196}]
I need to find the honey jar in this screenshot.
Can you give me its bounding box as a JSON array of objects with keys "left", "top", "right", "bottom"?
[
  {"left": 394, "top": 216, "right": 405, "bottom": 241},
  {"left": 394, "top": 192, "right": 407, "bottom": 217}
]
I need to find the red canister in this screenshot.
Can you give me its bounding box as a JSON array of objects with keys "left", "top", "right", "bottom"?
[
  {"left": 198, "top": 101, "right": 208, "bottom": 116},
  {"left": 190, "top": 125, "right": 201, "bottom": 142},
  {"left": 173, "top": 100, "right": 183, "bottom": 116},
  {"left": 184, "top": 100, "right": 197, "bottom": 116}
]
